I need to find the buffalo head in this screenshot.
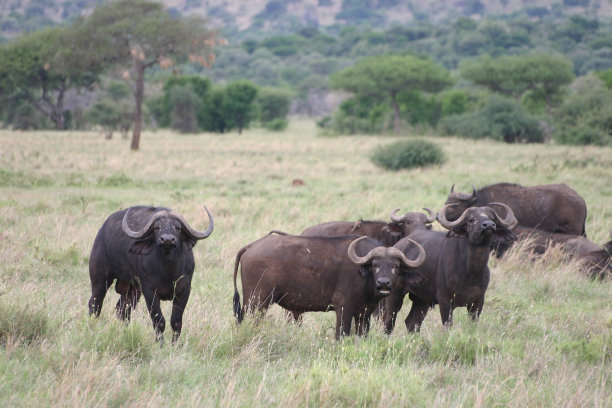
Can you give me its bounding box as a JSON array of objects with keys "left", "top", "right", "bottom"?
[
  {"left": 122, "top": 207, "right": 214, "bottom": 254},
  {"left": 347, "top": 236, "right": 426, "bottom": 296},
  {"left": 444, "top": 184, "right": 478, "bottom": 221},
  {"left": 438, "top": 202, "right": 517, "bottom": 246},
  {"left": 390, "top": 207, "right": 435, "bottom": 235}
]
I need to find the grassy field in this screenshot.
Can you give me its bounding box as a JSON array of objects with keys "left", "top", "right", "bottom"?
[{"left": 0, "top": 119, "right": 610, "bottom": 407}]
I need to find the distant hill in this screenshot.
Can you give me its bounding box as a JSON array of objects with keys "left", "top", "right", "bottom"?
[{"left": 0, "top": 0, "right": 609, "bottom": 40}]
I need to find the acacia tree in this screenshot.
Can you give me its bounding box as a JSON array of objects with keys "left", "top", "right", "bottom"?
[
  {"left": 461, "top": 53, "right": 574, "bottom": 112},
  {"left": 331, "top": 55, "right": 452, "bottom": 133},
  {"left": 83, "top": 0, "right": 219, "bottom": 150},
  {"left": 0, "top": 25, "right": 99, "bottom": 129}
]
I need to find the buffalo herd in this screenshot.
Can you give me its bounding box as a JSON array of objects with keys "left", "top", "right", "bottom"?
[{"left": 88, "top": 182, "right": 610, "bottom": 339}]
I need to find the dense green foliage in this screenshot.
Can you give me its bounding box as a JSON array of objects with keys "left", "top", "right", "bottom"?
[
  {"left": 256, "top": 87, "right": 291, "bottom": 130},
  {"left": 553, "top": 76, "right": 612, "bottom": 145},
  {"left": 331, "top": 55, "right": 452, "bottom": 133},
  {"left": 371, "top": 139, "right": 446, "bottom": 170},
  {"left": 440, "top": 96, "right": 544, "bottom": 143}
]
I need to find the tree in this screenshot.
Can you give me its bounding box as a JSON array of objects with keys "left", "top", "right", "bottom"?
[
  {"left": 82, "top": 0, "right": 218, "bottom": 150},
  {"left": 223, "top": 81, "right": 258, "bottom": 134},
  {"left": 0, "top": 25, "right": 99, "bottom": 129},
  {"left": 461, "top": 53, "right": 574, "bottom": 112},
  {"left": 331, "top": 55, "right": 452, "bottom": 133},
  {"left": 86, "top": 81, "right": 134, "bottom": 139}
]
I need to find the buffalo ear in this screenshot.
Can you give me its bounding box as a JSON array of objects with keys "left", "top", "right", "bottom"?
[
  {"left": 493, "top": 227, "right": 517, "bottom": 244},
  {"left": 402, "top": 270, "right": 426, "bottom": 287},
  {"left": 359, "top": 265, "right": 371, "bottom": 278},
  {"left": 129, "top": 239, "right": 154, "bottom": 255}
]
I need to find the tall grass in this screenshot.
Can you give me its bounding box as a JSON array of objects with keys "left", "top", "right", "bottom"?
[{"left": 0, "top": 120, "right": 610, "bottom": 406}]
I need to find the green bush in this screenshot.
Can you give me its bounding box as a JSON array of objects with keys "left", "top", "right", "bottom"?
[
  {"left": 331, "top": 95, "right": 392, "bottom": 134},
  {"left": 371, "top": 139, "right": 446, "bottom": 170},
  {"left": 263, "top": 118, "right": 288, "bottom": 131},
  {"left": 439, "top": 96, "right": 543, "bottom": 143}
]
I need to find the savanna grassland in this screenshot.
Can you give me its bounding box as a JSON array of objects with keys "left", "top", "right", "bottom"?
[{"left": 0, "top": 120, "right": 610, "bottom": 407}]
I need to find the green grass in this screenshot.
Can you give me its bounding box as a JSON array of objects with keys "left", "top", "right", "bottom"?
[{"left": 0, "top": 120, "right": 610, "bottom": 406}]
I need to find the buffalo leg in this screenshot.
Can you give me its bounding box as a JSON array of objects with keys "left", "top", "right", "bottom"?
[
  {"left": 405, "top": 300, "right": 430, "bottom": 332},
  {"left": 381, "top": 292, "right": 405, "bottom": 335},
  {"left": 354, "top": 309, "right": 371, "bottom": 336},
  {"left": 335, "top": 306, "right": 353, "bottom": 340},
  {"left": 88, "top": 275, "right": 114, "bottom": 317},
  {"left": 170, "top": 289, "right": 191, "bottom": 343},
  {"left": 467, "top": 297, "right": 484, "bottom": 321},
  {"left": 114, "top": 280, "right": 141, "bottom": 321},
  {"left": 142, "top": 286, "right": 165, "bottom": 341},
  {"left": 439, "top": 299, "right": 454, "bottom": 328}
]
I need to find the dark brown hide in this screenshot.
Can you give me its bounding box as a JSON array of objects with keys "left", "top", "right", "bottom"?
[
  {"left": 380, "top": 205, "right": 516, "bottom": 333},
  {"left": 88, "top": 206, "right": 213, "bottom": 342},
  {"left": 445, "top": 183, "right": 587, "bottom": 236},
  {"left": 301, "top": 209, "right": 434, "bottom": 246},
  {"left": 232, "top": 234, "right": 425, "bottom": 339}
]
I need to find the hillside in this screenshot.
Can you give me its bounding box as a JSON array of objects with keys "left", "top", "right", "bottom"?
[{"left": 1, "top": 0, "right": 609, "bottom": 40}]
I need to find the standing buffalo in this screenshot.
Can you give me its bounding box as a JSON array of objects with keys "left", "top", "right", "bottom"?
[
  {"left": 232, "top": 233, "right": 426, "bottom": 339},
  {"left": 445, "top": 183, "right": 587, "bottom": 236},
  {"left": 88, "top": 206, "right": 214, "bottom": 342},
  {"left": 381, "top": 203, "right": 517, "bottom": 333},
  {"left": 301, "top": 208, "right": 435, "bottom": 246}
]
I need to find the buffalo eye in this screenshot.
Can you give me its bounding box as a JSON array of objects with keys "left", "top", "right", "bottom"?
[
  {"left": 174, "top": 226, "right": 181, "bottom": 231},
  {"left": 154, "top": 226, "right": 161, "bottom": 231}
]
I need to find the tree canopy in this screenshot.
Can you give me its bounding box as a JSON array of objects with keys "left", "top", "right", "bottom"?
[
  {"left": 81, "top": 0, "right": 219, "bottom": 149},
  {"left": 461, "top": 53, "right": 574, "bottom": 111},
  {"left": 331, "top": 55, "right": 452, "bottom": 133}
]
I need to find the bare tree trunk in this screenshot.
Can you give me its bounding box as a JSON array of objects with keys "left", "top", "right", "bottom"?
[
  {"left": 391, "top": 92, "right": 400, "bottom": 134},
  {"left": 131, "top": 60, "right": 145, "bottom": 151}
]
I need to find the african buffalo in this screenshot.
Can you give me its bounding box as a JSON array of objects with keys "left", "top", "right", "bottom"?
[
  {"left": 445, "top": 183, "right": 587, "bottom": 236},
  {"left": 380, "top": 202, "right": 517, "bottom": 333},
  {"left": 513, "top": 226, "right": 600, "bottom": 256},
  {"left": 88, "top": 206, "right": 214, "bottom": 342},
  {"left": 232, "top": 234, "right": 426, "bottom": 339},
  {"left": 514, "top": 226, "right": 611, "bottom": 279},
  {"left": 301, "top": 208, "right": 435, "bottom": 246}
]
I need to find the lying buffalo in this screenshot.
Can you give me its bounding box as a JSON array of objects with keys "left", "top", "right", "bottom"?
[
  {"left": 380, "top": 202, "right": 517, "bottom": 333},
  {"left": 514, "top": 226, "right": 611, "bottom": 279},
  {"left": 445, "top": 183, "right": 587, "bottom": 236},
  {"left": 301, "top": 208, "right": 435, "bottom": 246},
  {"left": 88, "top": 206, "right": 214, "bottom": 342},
  {"left": 232, "top": 233, "right": 426, "bottom": 339},
  {"left": 513, "top": 226, "right": 600, "bottom": 256}
]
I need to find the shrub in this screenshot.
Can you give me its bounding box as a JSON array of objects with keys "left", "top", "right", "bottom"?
[
  {"left": 331, "top": 95, "right": 392, "bottom": 134},
  {"left": 440, "top": 96, "right": 544, "bottom": 143},
  {"left": 169, "top": 85, "right": 202, "bottom": 133},
  {"left": 256, "top": 87, "right": 291, "bottom": 123},
  {"left": 371, "top": 139, "right": 446, "bottom": 171},
  {"left": 263, "top": 118, "right": 288, "bottom": 131}
]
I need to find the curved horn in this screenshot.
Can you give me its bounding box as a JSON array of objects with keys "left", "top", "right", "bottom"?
[
  {"left": 122, "top": 208, "right": 168, "bottom": 239},
  {"left": 347, "top": 236, "right": 376, "bottom": 265},
  {"left": 389, "top": 240, "right": 426, "bottom": 268},
  {"left": 437, "top": 204, "right": 470, "bottom": 230},
  {"left": 471, "top": 184, "right": 477, "bottom": 198},
  {"left": 168, "top": 206, "right": 214, "bottom": 240},
  {"left": 450, "top": 184, "right": 455, "bottom": 193},
  {"left": 422, "top": 207, "right": 435, "bottom": 223},
  {"left": 488, "top": 202, "right": 518, "bottom": 229},
  {"left": 390, "top": 208, "right": 407, "bottom": 223}
]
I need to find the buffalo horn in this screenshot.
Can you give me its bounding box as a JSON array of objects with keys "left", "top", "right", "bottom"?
[
  {"left": 390, "top": 208, "right": 407, "bottom": 223},
  {"left": 488, "top": 202, "right": 518, "bottom": 229},
  {"left": 423, "top": 207, "right": 436, "bottom": 223},
  {"left": 347, "top": 237, "right": 426, "bottom": 268},
  {"left": 450, "top": 184, "right": 455, "bottom": 193},
  {"left": 168, "top": 206, "right": 214, "bottom": 240},
  {"left": 437, "top": 204, "right": 469, "bottom": 230},
  {"left": 122, "top": 208, "right": 169, "bottom": 239},
  {"left": 390, "top": 240, "right": 426, "bottom": 268}
]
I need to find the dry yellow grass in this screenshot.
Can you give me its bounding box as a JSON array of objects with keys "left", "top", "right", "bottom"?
[{"left": 0, "top": 119, "right": 610, "bottom": 406}]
